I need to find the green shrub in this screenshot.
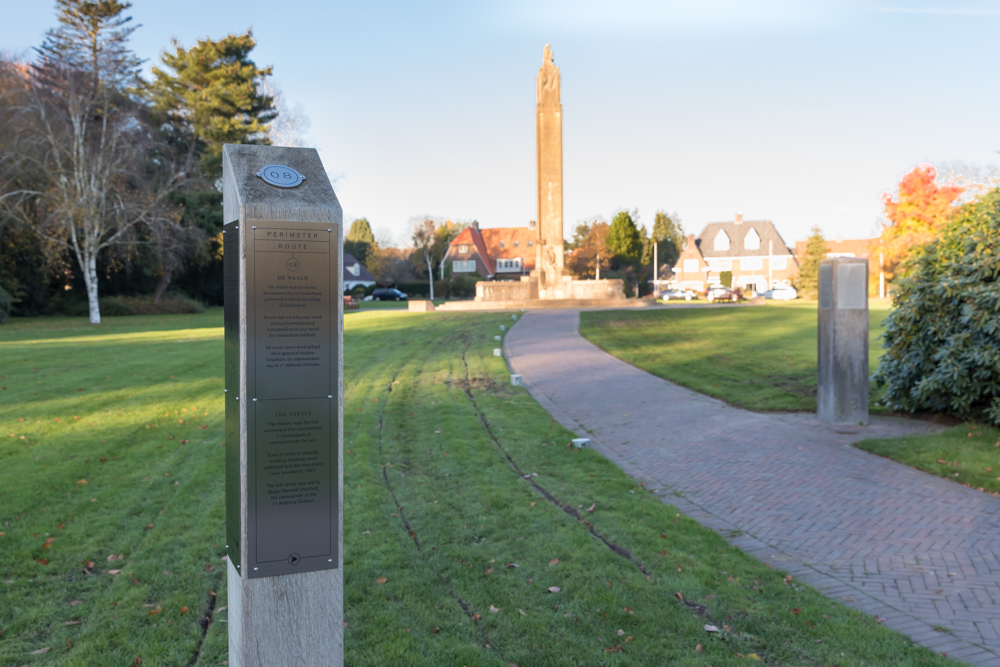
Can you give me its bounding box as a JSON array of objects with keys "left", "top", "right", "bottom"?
[
  {"left": 49, "top": 291, "right": 89, "bottom": 316},
  {"left": 99, "top": 296, "right": 137, "bottom": 316},
  {"left": 122, "top": 295, "right": 205, "bottom": 315},
  {"left": 874, "top": 189, "right": 1000, "bottom": 426},
  {"left": 720, "top": 270, "right": 732, "bottom": 288},
  {"left": 449, "top": 274, "right": 479, "bottom": 298},
  {"left": 0, "top": 285, "right": 11, "bottom": 324}
]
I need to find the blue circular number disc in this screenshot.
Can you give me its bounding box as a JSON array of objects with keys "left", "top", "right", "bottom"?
[{"left": 256, "top": 164, "right": 306, "bottom": 188}]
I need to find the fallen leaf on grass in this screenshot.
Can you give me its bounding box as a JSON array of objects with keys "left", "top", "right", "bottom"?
[
  {"left": 376, "top": 577, "right": 387, "bottom": 584},
  {"left": 76, "top": 479, "right": 87, "bottom": 485},
  {"left": 696, "top": 643, "right": 703, "bottom": 653},
  {"left": 68, "top": 600, "right": 83, "bottom": 606},
  {"left": 148, "top": 606, "right": 161, "bottom": 616},
  {"left": 204, "top": 565, "right": 215, "bottom": 572},
  {"left": 586, "top": 503, "right": 596, "bottom": 513},
  {"left": 29, "top": 647, "right": 51, "bottom": 655},
  {"left": 506, "top": 563, "right": 519, "bottom": 568},
  {"left": 548, "top": 558, "right": 558, "bottom": 566},
  {"left": 617, "top": 629, "right": 624, "bottom": 636},
  {"left": 65, "top": 638, "right": 72, "bottom": 649},
  {"left": 704, "top": 624, "right": 719, "bottom": 632},
  {"left": 489, "top": 605, "right": 499, "bottom": 613},
  {"left": 791, "top": 607, "right": 802, "bottom": 615},
  {"left": 62, "top": 621, "right": 79, "bottom": 626},
  {"left": 134, "top": 657, "right": 141, "bottom": 665},
  {"left": 623, "top": 606, "right": 633, "bottom": 613},
  {"left": 518, "top": 609, "right": 526, "bottom": 616},
  {"left": 432, "top": 626, "right": 440, "bottom": 633},
  {"left": 604, "top": 645, "right": 622, "bottom": 653},
  {"left": 35, "top": 559, "right": 49, "bottom": 565},
  {"left": 547, "top": 586, "right": 560, "bottom": 593},
  {"left": 746, "top": 654, "right": 762, "bottom": 661},
  {"left": 107, "top": 554, "right": 123, "bottom": 561},
  {"left": 783, "top": 575, "right": 793, "bottom": 585},
  {"left": 674, "top": 592, "right": 684, "bottom": 602},
  {"left": 874, "top": 615, "right": 886, "bottom": 623},
  {"left": 180, "top": 606, "right": 189, "bottom": 614},
  {"left": 108, "top": 570, "right": 120, "bottom": 575}
]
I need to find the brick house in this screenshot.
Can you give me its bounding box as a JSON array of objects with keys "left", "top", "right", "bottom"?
[
  {"left": 671, "top": 214, "right": 797, "bottom": 294},
  {"left": 444, "top": 222, "right": 538, "bottom": 280},
  {"left": 792, "top": 236, "right": 877, "bottom": 266}
]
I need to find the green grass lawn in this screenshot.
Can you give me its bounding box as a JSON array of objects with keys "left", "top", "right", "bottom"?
[
  {"left": 579, "top": 300, "right": 890, "bottom": 413},
  {"left": 856, "top": 424, "right": 1000, "bottom": 496},
  {"left": 0, "top": 310, "right": 954, "bottom": 665}
]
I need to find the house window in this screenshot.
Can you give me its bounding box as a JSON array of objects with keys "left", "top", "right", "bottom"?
[
  {"left": 453, "top": 260, "right": 476, "bottom": 273},
  {"left": 710, "top": 259, "right": 731, "bottom": 271},
  {"left": 458, "top": 244, "right": 469, "bottom": 254},
  {"left": 499, "top": 242, "right": 505, "bottom": 248},
  {"left": 714, "top": 230, "right": 730, "bottom": 251},
  {"left": 744, "top": 228, "right": 760, "bottom": 250},
  {"left": 683, "top": 259, "right": 700, "bottom": 273},
  {"left": 771, "top": 257, "right": 787, "bottom": 270},
  {"left": 514, "top": 241, "right": 519, "bottom": 247},
  {"left": 741, "top": 257, "right": 762, "bottom": 270},
  {"left": 528, "top": 240, "right": 533, "bottom": 247}
]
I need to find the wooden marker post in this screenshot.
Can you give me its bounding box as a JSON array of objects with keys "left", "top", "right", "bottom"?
[
  {"left": 817, "top": 257, "right": 869, "bottom": 426},
  {"left": 223, "top": 145, "right": 343, "bottom": 666}
]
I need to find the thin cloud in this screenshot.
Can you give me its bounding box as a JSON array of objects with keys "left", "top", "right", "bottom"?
[{"left": 873, "top": 5, "right": 1000, "bottom": 15}]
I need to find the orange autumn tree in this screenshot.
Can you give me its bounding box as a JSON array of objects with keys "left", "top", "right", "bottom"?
[{"left": 879, "top": 164, "right": 964, "bottom": 281}]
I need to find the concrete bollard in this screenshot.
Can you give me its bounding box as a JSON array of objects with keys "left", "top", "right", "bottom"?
[
  {"left": 511, "top": 314, "right": 517, "bottom": 321},
  {"left": 510, "top": 374, "right": 522, "bottom": 386},
  {"left": 493, "top": 348, "right": 502, "bottom": 357},
  {"left": 494, "top": 335, "right": 502, "bottom": 341},
  {"left": 499, "top": 324, "right": 506, "bottom": 332},
  {"left": 571, "top": 438, "right": 590, "bottom": 448}
]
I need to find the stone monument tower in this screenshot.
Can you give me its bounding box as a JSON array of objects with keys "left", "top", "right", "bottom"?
[{"left": 533, "top": 44, "right": 566, "bottom": 295}]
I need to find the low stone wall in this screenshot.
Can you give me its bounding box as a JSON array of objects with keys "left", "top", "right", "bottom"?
[
  {"left": 568, "top": 279, "right": 625, "bottom": 300},
  {"left": 476, "top": 279, "right": 537, "bottom": 302},
  {"left": 476, "top": 277, "right": 624, "bottom": 302},
  {"left": 407, "top": 300, "right": 436, "bottom": 312}
]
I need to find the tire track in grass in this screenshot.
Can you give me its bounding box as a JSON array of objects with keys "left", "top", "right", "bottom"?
[
  {"left": 373, "top": 360, "right": 500, "bottom": 655},
  {"left": 459, "top": 345, "right": 651, "bottom": 579}
]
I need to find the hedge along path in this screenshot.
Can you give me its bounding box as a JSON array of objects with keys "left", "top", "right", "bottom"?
[{"left": 341, "top": 311, "right": 954, "bottom": 666}]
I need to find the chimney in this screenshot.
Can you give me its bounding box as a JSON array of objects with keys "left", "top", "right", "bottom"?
[
  {"left": 735, "top": 212, "right": 743, "bottom": 224},
  {"left": 529, "top": 220, "right": 536, "bottom": 230},
  {"left": 471, "top": 221, "right": 479, "bottom": 230}
]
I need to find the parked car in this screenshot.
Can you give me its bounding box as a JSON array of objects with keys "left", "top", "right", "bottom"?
[
  {"left": 371, "top": 287, "right": 408, "bottom": 301},
  {"left": 706, "top": 286, "right": 738, "bottom": 303},
  {"left": 659, "top": 289, "right": 696, "bottom": 302},
  {"left": 761, "top": 286, "right": 797, "bottom": 300}
]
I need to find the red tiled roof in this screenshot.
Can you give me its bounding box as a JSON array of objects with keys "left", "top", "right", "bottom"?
[
  {"left": 793, "top": 237, "right": 878, "bottom": 262},
  {"left": 480, "top": 228, "right": 537, "bottom": 271},
  {"left": 450, "top": 227, "right": 495, "bottom": 276}
]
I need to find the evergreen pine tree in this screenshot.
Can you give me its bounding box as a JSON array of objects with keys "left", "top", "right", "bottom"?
[{"left": 796, "top": 225, "right": 827, "bottom": 299}]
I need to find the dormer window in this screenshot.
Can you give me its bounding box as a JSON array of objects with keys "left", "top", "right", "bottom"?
[
  {"left": 714, "top": 230, "right": 730, "bottom": 251},
  {"left": 348, "top": 264, "right": 360, "bottom": 277},
  {"left": 458, "top": 244, "right": 469, "bottom": 254},
  {"left": 744, "top": 228, "right": 760, "bottom": 250}
]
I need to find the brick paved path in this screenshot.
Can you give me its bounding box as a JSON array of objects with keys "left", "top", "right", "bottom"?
[{"left": 505, "top": 309, "right": 1000, "bottom": 666}]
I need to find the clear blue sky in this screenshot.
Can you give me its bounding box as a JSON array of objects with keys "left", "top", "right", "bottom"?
[{"left": 2, "top": 0, "right": 999, "bottom": 246}]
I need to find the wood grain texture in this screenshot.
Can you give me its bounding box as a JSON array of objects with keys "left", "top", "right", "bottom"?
[{"left": 224, "top": 144, "right": 344, "bottom": 667}]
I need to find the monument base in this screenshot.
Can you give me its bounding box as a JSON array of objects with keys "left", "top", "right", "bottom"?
[{"left": 474, "top": 275, "right": 625, "bottom": 303}]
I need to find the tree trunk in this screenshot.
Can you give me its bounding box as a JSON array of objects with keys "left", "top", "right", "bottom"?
[
  {"left": 84, "top": 251, "right": 101, "bottom": 324},
  {"left": 426, "top": 255, "right": 434, "bottom": 301},
  {"left": 153, "top": 265, "right": 172, "bottom": 303}
]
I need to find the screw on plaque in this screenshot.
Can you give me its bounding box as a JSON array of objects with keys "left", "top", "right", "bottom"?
[{"left": 288, "top": 553, "right": 301, "bottom": 566}]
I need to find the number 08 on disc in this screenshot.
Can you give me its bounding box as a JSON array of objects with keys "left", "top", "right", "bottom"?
[{"left": 256, "top": 164, "right": 306, "bottom": 188}]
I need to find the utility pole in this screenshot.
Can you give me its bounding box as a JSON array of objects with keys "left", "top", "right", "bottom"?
[{"left": 653, "top": 240, "right": 658, "bottom": 293}]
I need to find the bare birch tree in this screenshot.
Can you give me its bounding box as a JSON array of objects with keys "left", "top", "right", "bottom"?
[{"left": 6, "top": 1, "right": 177, "bottom": 323}]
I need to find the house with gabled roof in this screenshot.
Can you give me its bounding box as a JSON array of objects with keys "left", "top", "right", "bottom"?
[
  {"left": 671, "top": 214, "right": 797, "bottom": 294},
  {"left": 444, "top": 222, "right": 538, "bottom": 280},
  {"left": 343, "top": 252, "right": 376, "bottom": 291}
]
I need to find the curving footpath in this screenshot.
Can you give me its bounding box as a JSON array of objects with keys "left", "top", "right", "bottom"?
[{"left": 505, "top": 309, "right": 1000, "bottom": 666}]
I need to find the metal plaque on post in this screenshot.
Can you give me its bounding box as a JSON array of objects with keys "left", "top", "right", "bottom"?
[{"left": 223, "top": 144, "right": 343, "bottom": 667}]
